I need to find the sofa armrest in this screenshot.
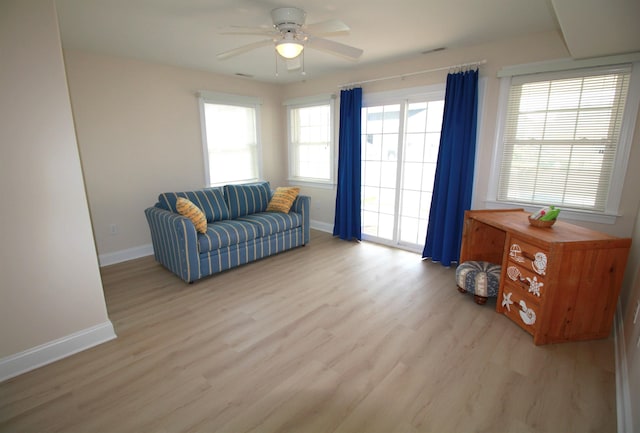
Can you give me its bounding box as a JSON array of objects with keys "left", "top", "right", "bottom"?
[
  {"left": 291, "top": 195, "right": 310, "bottom": 244},
  {"left": 144, "top": 206, "right": 199, "bottom": 283}
]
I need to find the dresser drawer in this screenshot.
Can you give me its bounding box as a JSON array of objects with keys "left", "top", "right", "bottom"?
[
  {"left": 508, "top": 238, "right": 549, "bottom": 277},
  {"left": 504, "top": 262, "right": 546, "bottom": 300},
  {"left": 499, "top": 288, "right": 539, "bottom": 336}
]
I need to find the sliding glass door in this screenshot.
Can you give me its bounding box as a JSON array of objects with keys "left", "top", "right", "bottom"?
[{"left": 361, "top": 92, "right": 444, "bottom": 251}]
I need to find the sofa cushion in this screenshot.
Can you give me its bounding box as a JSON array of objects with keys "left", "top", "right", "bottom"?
[
  {"left": 266, "top": 187, "right": 300, "bottom": 213},
  {"left": 197, "top": 220, "right": 262, "bottom": 252},
  {"left": 158, "top": 188, "right": 230, "bottom": 222},
  {"left": 237, "top": 211, "right": 302, "bottom": 236},
  {"left": 224, "top": 181, "right": 271, "bottom": 219},
  {"left": 176, "top": 197, "right": 208, "bottom": 234}
]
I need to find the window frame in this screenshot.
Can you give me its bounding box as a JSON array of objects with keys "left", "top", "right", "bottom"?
[
  {"left": 360, "top": 84, "right": 447, "bottom": 253},
  {"left": 285, "top": 94, "right": 336, "bottom": 187},
  {"left": 487, "top": 62, "right": 640, "bottom": 224},
  {"left": 198, "top": 91, "right": 263, "bottom": 187}
]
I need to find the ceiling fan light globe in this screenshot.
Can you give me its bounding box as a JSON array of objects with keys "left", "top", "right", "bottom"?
[{"left": 275, "top": 41, "right": 304, "bottom": 59}]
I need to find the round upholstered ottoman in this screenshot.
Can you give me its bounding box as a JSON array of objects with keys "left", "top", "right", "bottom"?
[{"left": 456, "top": 261, "right": 501, "bottom": 305}]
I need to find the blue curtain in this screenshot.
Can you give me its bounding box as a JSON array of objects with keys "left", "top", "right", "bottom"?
[
  {"left": 333, "top": 87, "right": 363, "bottom": 241},
  {"left": 422, "top": 69, "right": 478, "bottom": 265}
]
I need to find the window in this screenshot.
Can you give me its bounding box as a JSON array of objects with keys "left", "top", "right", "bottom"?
[
  {"left": 493, "top": 64, "right": 639, "bottom": 219},
  {"left": 360, "top": 86, "right": 445, "bottom": 252},
  {"left": 199, "top": 91, "right": 261, "bottom": 186},
  {"left": 286, "top": 95, "right": 334, "bottom": 185}
]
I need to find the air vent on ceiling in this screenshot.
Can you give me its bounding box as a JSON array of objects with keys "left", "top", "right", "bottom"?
[{"left": 422, "top": 47, "right": 446, "bottom": 55}]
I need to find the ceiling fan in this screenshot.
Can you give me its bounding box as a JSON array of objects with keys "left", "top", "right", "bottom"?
[{"left": 217, "top": 7, "right": 363, "bottom": 68}]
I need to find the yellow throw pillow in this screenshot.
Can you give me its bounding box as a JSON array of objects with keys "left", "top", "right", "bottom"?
[
  {"left": 266, "top": 187, "right": 300, "bottom": 213},
  {"left": 176, "top": 197, "right": 207, "bottom": 234}
]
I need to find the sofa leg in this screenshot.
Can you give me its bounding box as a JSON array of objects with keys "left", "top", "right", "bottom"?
[
  {"left": 474, "top": 295, "right": 488, "bottom": 305},
  {"left": 457, "top": 286, "right": 467, "bottom": 294}
]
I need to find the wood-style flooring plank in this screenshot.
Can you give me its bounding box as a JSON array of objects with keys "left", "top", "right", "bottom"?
[{"left": 0, "top": 230, "right": 617, "bottom": 433}]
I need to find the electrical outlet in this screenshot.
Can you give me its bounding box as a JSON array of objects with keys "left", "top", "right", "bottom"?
[
  {"left": 634, "top": 300, "right": 640, "bottom": 325},
  {"left": 109, "top": 224, "right": 118, "bottom": 235}
]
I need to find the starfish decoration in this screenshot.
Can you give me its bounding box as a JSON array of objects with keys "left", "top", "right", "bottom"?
[
  {"left": 502, "top": 292, "right": 514, "bottom": 312},
  {"left": 526, "top": 276, "right": 544, "bottom": 297}
]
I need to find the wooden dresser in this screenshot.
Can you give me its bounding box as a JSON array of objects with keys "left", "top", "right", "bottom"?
[{"left": 460, "top": 209, "right": 631, "bottom": 345}]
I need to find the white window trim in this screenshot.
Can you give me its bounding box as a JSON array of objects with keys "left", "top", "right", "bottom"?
[
  {"left": 486, "top": 62, "right": 640, "bottom": 224},
  {"left": 197, "top": 91, "right": 263, "bottom": 187},
  {"left": 285, "top": 94, "right": 336, "bottom": 187},
  {"left": 362, "top": 84, "right": 445, "bottom": 107},
  {"left": 496, "top": 53, "right": 640, "bottom": 78}
]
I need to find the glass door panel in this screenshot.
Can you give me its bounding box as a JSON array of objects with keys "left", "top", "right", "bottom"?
[
  {"left": 361, "top": 99, "right": 444, "bottom": 251},
  {"left": 361, "top": 104, "right": 400, "bottom": 240}
]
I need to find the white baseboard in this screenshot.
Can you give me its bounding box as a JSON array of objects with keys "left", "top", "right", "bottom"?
[
  {"left": 99, "top": 243, "right": 153, "bottom": 267},
  {"left": 310, "top": 220, "right": 333, "bottom": 233},
  {"left": 614, "top": 300, "right": 633, "bottom": 433},
  {"left": 0, "top": 321, "right": 117, "bottom": 382}
]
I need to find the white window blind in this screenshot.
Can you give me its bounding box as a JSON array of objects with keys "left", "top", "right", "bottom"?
[
  {"left": 498, "top": 65, "right": 631, "bottom": 212},
  {"left": 198, "top": 92, "right": 261, "bottom": 186},
  {"left": 286, "top": 97, "right": 334, "bottom": 184}
]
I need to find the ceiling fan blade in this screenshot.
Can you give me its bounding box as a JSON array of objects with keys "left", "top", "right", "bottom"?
[
  {"left": 307, "top": 36, "right": 363, "bottom": 60},
  {"left": 220, "top": 25, "right": 277, "bottom": 37},
  {"left": 286, "top": 57, "right": 302, "bottom": 71},
  {"left": 220, "top": 30, "right": 276, "bottom": 37},
  {"left": 217, "top": 39, "right": 274, "bottom": 60},
  {"left": 304, "top": 19, "right": 350, "bottom": 36}
]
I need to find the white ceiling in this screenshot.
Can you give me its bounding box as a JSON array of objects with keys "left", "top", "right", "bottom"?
[
  {"left": 551, "top": 0, "right": 640, "bottom": 59},
  {"left": 55, "top": 0, "right": 639, "bottom": 84}
]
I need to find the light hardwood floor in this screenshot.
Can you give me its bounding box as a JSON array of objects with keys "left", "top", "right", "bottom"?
[{"left": 0, "top": 230, "right": 616, "bottom": 433}]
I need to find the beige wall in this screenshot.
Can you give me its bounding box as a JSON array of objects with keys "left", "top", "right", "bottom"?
[
  {"left": 281, "top": 31, "right": 571, "bottom": 227},
  {"left": 2, "top": 2, "right": 639, "bottom": 423},
  {"left": 0, "top": 0, "right": 110, "bottom": 357},
  {"left": 621, "top": 180, "right": 640, "bottom": 431},
  {"left": 64, "top": 51, "right": 286, "bottom": 257},
  {"left": 282, "top": 30, "right": 640, "bottom": 238},
  {"left": 66, "top": 29, "right": 640, "bottom": 258}
]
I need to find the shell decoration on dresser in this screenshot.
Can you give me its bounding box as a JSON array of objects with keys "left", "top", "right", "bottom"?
[
  {"left": 526, "top": 275, "right": 543, "bottom": 297},
  {"left": 507, "top": 265, "right": 522, "bottom": 281},
  {"left": 518, "top": 300, "right": 537, "bottom": 325},
  {"left": 532, "top": 252, "right": 547, "bottom": 275}
]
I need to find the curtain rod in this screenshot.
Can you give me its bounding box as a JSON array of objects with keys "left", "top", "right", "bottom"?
[{"left": 338, "top": 59, "right": 487, "bottom": 89}]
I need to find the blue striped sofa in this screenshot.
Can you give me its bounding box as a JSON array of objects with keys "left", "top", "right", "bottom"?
[{"left": 144, "top": 181, "right": 310, "bottom": 283}]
